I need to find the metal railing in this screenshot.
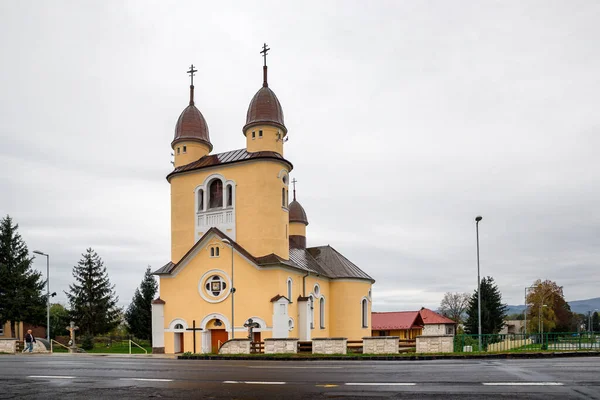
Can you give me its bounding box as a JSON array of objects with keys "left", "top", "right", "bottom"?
[
  {"left": 129, "top": 340, "right": 148, "bottom": 354},
  {"left": 454, "top": 332, "right": 599, "bottom": 353}
]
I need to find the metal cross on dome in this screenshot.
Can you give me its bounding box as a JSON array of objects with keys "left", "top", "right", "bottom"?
[
  {"left": 187, "top": 64, "right": 197, "bottom": 86},
  {"left": 260, "top": 43, "right": 270, "bottom": 66},
  {"left": 291, "top": 178, "right": 297, "bottom": 200}
]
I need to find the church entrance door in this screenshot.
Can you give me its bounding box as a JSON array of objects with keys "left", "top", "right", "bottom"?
[
  {"left": 211, "top": 329, "right": 228, "bottom": 353},
  {"left": 253, "top": 332, "right": 261, "bottom": 342},
  {"left": 174, "top": 332, "right": 184, "bottom": 353}
]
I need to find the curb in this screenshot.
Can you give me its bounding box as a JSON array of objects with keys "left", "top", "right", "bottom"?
[{"left": 178, "top": 351, "right": 600, "bottom": 361}]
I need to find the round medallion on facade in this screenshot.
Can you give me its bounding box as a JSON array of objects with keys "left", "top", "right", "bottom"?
[{"left": 198, "top": 269, "right": 231, "bottom": 303}]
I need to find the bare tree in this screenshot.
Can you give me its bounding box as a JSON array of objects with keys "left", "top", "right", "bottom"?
[{"left": 439, "top": 292, "right": 470, "bottom": 323}]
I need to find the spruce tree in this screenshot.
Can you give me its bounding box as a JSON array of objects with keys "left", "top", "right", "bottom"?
[
  {"left": 66, "top": 248, "right": 120, "bottom": 336},
  {"left": 0, "top": 215, "right": 46, "bottom": 337},
  {"left": 465, "top": 276, "right": 508, "bottom": 335},
  {"left": 125, "top": 266, "right": 158, "bottom": 341}
]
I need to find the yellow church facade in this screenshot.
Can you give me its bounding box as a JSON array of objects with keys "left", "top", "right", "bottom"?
[{"left": 152, "top": 49, "right": 374, "bottom": 354}]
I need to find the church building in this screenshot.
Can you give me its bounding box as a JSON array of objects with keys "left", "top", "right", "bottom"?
[{"left": 152, "top": 46, "right": 374, "bottom": 354}]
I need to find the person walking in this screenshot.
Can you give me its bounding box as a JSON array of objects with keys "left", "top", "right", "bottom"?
[{"left": 24, "top": 329, "right": 36, "bottom": 353}]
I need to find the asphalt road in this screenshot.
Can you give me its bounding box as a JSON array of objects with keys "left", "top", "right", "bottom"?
[{"left": 1, "top": 354, "right": 599, "bottom": 399}]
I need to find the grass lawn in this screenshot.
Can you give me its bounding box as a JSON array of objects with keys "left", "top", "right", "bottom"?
[{"left": 52, "top": 340, "right": 151, "bottom": 354}]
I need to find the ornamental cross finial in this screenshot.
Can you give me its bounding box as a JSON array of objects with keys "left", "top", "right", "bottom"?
[
  {"left": 260, "top": 43, "right": 270, "bottom": 67},
  {"left": 187, "top": 64, "right": 197, "bottom": 86},
  {"left": 291, "top": 178, "right": 297, "bottom": 200}
]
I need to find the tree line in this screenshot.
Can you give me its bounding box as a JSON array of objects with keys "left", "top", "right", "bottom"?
[
  {"left": 0, "top": 215, "right": 157, "bottom": 342},
  {"left": 438, "top": 276, "right": 598, "bottom": 334}
]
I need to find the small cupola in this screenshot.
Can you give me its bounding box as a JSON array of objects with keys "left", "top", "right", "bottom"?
[
  {"left": 172, "top": 64, "right": 212, "bottom": 167},
  {"left": 288, "top": 179, "right": 308, "bottom": 249},
  {"left": 244, "top": 44, "right": 287, "bottom": 156}
]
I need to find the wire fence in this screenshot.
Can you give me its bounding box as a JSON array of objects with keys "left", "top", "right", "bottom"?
[{"left": 454, "top": 332, "right": 600, "bottom": 352}]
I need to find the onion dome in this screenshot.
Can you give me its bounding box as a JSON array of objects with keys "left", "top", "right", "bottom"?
[
  {"left": 288, "top": 187, "right": 308, "bottom": 225},
  {"left": 243, "top": 44, "right": 287, "bottom": 134},
  {"left": 172, "top": 79, "right": 212, "bottom": 151}
]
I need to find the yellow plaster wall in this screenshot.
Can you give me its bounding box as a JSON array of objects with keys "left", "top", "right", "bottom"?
[
  {"left": 329, "top": 280, "right": 372, "bottom": 340},
  {"left": 169, "top": 159, "right": 291, "bottom": 263},
  {"left": 373, "top": 329, "right": 422, "bottom": 340},
  {"left": 173, "top": 141, "right": 210, "bottom": 167},
  {"left": 289, "top": 222, "right": 306, "bottom": 237},
  {"left": 245, "top": 125, "right": 285, "bottom": 155}
]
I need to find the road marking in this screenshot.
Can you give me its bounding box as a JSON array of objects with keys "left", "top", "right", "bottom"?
[
  {"left": 316, "top": 384, "right": 339, "bottom": 388},
  {"left": 483, "top": 382, "right": 564, "bottom": 386},
  {"left": 223, "top": 381, "right": 286, "bottom": 385},
  {"left": 28, "top": 375, "right": 75, "bottom": 379},
  {"left": 249, "top": 366, "right": 344, "bottom": 369},
  {"left": 345, "top": 383, "right": 416, "bottom": 386},
  {"left": 120, "top": 378, "right": 174, "bottom": 382}
]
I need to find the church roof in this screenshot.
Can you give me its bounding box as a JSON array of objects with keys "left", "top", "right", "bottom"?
[
  {"left": 288, "top": 200, "right": 308, "bottom": 225},
  {"left": 167, "top": 148, "right": 293, "bottom": 181},
  {"left": 153, "top": 228, "right": 373, "bottom": 282},
  {"left": 244, "top": 86, "right": 286, "bottom": 133},
  {"left": 172, "top": 85, "right": 212, "bottom": 150}
]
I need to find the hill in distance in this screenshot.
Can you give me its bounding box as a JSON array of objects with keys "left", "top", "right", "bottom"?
[{"left": 506, "top": 297, "right": 600, "bottom": 316}]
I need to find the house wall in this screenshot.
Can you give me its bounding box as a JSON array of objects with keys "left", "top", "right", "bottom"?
[
  {"left": 423, "top": 324, "right": 454, "bottom": 336},
  {"left": 373, "top": 329, "right": 422, "bottom": 340}
]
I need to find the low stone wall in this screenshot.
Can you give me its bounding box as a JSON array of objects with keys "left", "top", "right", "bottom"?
[
  {"left": 312, "top": 338, "right": 347, "bottom": 355},
  {"left": 0, "top": 339, "right": 16, "bottom": 354},
  {"left": 488, "top": 338, "right": 533, "bottom": 352},
  {"left": 416, "top": 335, "right": 453, "bottom": 353},
  {"left": 363, "top": 336, "right": 399, "bottom": 354},
  {"left": 264, "top": 338, "right": 298, "bottom": 354},
  {"left": 219, "top": 338, "right": 251, "bottom": 354}
]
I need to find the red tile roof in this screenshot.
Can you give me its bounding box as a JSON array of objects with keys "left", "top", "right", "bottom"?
[
  {"left": 372, "top": 311, "right": 424, "bottom": 330},
  {"left": 419, "top": 308, "right": 456, "bottom": 325}
]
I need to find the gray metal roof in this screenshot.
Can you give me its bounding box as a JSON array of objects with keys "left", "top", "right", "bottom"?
[{"left": 306, "top": 246, "right": 374, "bottom": 281}]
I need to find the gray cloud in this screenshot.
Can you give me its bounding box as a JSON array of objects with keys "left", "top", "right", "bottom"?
[{"left": 1, "top": 1, "right": 599, "bottom": 312}]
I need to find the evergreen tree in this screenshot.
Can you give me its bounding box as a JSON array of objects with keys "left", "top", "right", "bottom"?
[
  {"left": 49, "top": 303, "right": 70, "bottom": 340},
  {"left": 125, "top": 266, "right": 158, "bottom": 341},
  {"left": 465, "top": 276, "right": 508, "bottom": 335},
  {"left": 0, "top": 215, "right": 46, "bottom": 337},
  {"left": 66, "top": 248, "right": 120, "bottom": 336}
]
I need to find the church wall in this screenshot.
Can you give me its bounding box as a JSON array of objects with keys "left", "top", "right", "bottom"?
[
  {"left": 245, "top": 124, "right": 284, "bottom": 155},
  {"left": 329, "top": 280, "right": 372, "bottom": 340},
  {"left": 170, "top": 159, "right": 291, "bottom": 264},
  {"left": 173, "top": 141, "right": 210, "bottom": 167},
  {"left": 289, "top": 222, "right": 306, "bottom": 237},
  {"left": 302, "top": 275, "right": 331, "bottom": 339}
]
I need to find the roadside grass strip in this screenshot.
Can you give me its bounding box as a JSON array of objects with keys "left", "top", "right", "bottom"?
[{"left": 482, "top": 382, "right": 564, "bottom": 386}]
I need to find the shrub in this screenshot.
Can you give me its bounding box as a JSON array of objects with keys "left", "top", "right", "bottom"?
[{"left": 81, "top": 335, "right": 94, "bottom": 350}]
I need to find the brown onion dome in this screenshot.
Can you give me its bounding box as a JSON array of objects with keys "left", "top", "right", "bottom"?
[
  {"left": 243, "top": 65, "right": 287, "bottom": 134},
  {"left": 172, "top": 85, "right": 212, "bottom": 151},
  {"left": 289, "top": 199, "right": 308, "bottom": 226}
]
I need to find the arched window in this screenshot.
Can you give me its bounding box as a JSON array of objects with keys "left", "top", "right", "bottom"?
[
  {"left": 210, "top": 248, "right": 215, "bottom": 257},
  {"left": 282, "top": 188, "right": 286, "bottom": 207},
  {"left": 215, "top": 247, "right": 220, "bottom": 256},
  {"left": 309, "top": 295, "right": 315, "bottom": 329},
  {"left": 287, "top": 278, "right": 292, "bottom": 300},
  {"left": 198, "top": 189, "right": 204, "bottom": 212},
  {"left": 361, "top": 298, "right": 368, "bottom": 328},
  {"left": 320, "top": 297, "right": 325, "bottom": 329},
  {"left": 174, "top": 323, "right": 184, "bottom": 330},
  {"left": 226, "top": 185, "right": 233, "bottom": 207},
  {"left": 209, "top": 180, "right": 223, "bottom": 209}
]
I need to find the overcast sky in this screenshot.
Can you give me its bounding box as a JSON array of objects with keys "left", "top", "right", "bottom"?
[{"left": 1, "top": 1, "right": 599, "bottom": 312}]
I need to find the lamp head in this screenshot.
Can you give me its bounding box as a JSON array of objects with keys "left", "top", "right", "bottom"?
[
  {"left": 222, "top": 238, "right": 231, "bottom": 245},
  {"left": 33, "top": 250, "right": 46, "bottom": 256},
  {"left": 475, "top": 216, "right": 483, "bottom": 222}
]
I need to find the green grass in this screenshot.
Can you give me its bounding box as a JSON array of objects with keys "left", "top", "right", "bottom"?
[{"left": 52, "top": 340, "right": 151, "bottom": 354}]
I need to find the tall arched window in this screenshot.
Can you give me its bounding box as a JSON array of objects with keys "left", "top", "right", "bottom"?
[
  {"left": 226, "top": 185, "right": 233, "bottom": 207},
  {"left": 309, "top": 295, "right": 315, "bottom": 329},
  {"left": 287, "top": 278, "right": 292, "bottom": 301},
  {"left": 320, "top": 297, "right": 325, "bottom": 329},
  {"left": 361, "top": 298, "right": 368, "bottom": 328},
  {"left": 282, "top": 188, "right": 286, "bottom": 207},
  {"left": 198, "top": 189, "right": 204, "bottom": 212},
  {"left": 209, "top": 180, "right": 223, "bottom": 209}
]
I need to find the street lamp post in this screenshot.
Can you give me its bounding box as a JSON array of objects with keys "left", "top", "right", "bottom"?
[
  {"left": 222, "top": 239, "right": 235, "bottom": 340},
  {"left": 33, "top": 250, "right": 50, "bottom": 342},
  {"left": 475, "top": 216, "right": 483, "bottom": 351}
]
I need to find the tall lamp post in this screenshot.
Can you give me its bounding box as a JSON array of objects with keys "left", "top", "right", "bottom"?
[
  {"left": 222, "top": 239, "right": 235, "bottom": 340},
  {"left": 475, "top": 216, "right": 483, "bottom": 351},
  {"left": 33, "top": 250, "right": 50, "bottom": 342}
]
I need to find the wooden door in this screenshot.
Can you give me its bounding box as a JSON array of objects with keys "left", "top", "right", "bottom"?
[
  {"left": 211, "top": 329, "right": 228, "bottom": 353},
  {"left": 253, "top": 332, "right": 261, "bottom": 343}
]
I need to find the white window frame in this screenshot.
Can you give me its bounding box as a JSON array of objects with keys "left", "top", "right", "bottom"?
[
  {"left": 361, "top": 297, "right": 368, "bottom": 328},
  {"left": 319, "top": 297, "right": 325, "bottom": 329},
  {"left": 287, "top": 277, "right": 293, "bottom": 301},
  {"left": 309, "top": 295, "right": 315, "bottom": 329}
]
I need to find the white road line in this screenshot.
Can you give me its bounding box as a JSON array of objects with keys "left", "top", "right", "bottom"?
[
  {"left": 120, "top": 378, "right": 174, "bottom": 382},
  {"left": 28, "top": 375, "right": 75, "bottom": 379},
  {"left": 223, "top": 381, "right": 286, "bottom": 385},
  {"left": 345, "top": 383, "right": 416, "bottom": 386},
  {"left": 483, "top": 382, "right": 564, "bottom": 386}
]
